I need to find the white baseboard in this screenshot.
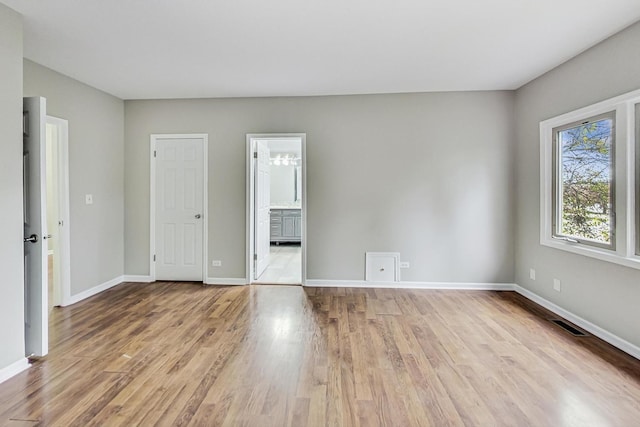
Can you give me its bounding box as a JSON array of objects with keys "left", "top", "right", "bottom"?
[
  {"left": 122, "top": 275, "right": 153, "bottom": 283},
  {"left": 62, "top": 275, "right": 125, "bottom": 306},
  {"left": 513, "top": 284, "right": 640, "bottom": 360},
  {"left": 0, "top": 358, "right": 30, "bottom": 385},
  {"left": 304, "top": 279, "right": 515, "bottom": 291},
  {"left": 206, "top": 277, "right": 247, "bottom": 286}
]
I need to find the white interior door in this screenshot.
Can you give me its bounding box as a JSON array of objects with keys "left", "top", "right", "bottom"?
[
  {"left": 23, "top": 96, "right": 48, "bottom": 357},
  {"left": 255, "top": 141, "right": 271, "bottom": 278},
  {"left": 154, "top": 137, "right": 204, "bottom": 281},
  {"left": 45, "top": 116, "right": 71, "bottom": 307}
]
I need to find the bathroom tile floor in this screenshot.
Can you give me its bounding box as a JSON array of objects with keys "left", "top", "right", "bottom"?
[{"left": 256, "top": 243, "right": 302, "bottom": 284}]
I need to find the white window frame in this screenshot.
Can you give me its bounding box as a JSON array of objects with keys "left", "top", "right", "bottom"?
[
  {"left": 551, "top": 111, "right": 616, "bottom": 250},
  {"left": 540, "top": 88, "right": 640, "bottom": 270},
  {"left": 636, "top": 104, "right": 640, "bottom": 255}
]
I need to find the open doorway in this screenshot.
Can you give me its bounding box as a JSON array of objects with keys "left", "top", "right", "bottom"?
[{"left": 247, "top": 134, "right": 306, "bottom": 285}]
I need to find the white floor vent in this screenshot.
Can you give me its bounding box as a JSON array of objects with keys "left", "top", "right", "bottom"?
[{"left": 365, "top": 252, "right": 400, "bottom": 282}]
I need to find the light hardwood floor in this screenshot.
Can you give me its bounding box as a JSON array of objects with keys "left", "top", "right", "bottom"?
[{"left": 1, "top": 283, "right": 639, "bottom": 426}]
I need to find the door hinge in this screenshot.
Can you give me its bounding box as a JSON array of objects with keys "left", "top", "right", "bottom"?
[
  {"left": 153, "top": 254, "right": 156, "bottom": 262},
  {"left": 253, "top": 151, "right": 258, "bottom": 159},
  {"left": 154, "top": 150, "right": 157, "bottom": 158},
  {"left": 254, "top": 253, "right": 257, "bottom": 261}
]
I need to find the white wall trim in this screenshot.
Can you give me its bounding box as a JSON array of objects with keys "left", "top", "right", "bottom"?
[
  {"left": 0, "top": 358, "right": 30, "bottom": 385},
  {"left": 513, "top": 285, "right": 640, "bottom": 360},
  {"left": 539, "top": 89, "right": 640, "bottom": 270},
  {"left": 246, "top": 134, "right": 307, "bottom": 285},
  {"left": 62, "top": 275, "right": 124, "bottom": 306},
  {"left": 206, "top": 277, "right": 248, "bottom": 286},
  {"left": 305, "top": 280, "right": 515, "bottom": 290},
  {"left": 122, "top": 275, "right": 153, "bottom": 283}
]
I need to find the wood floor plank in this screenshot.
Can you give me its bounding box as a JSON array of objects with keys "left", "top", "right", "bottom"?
[{"left": 1, "top": 283, "right": 639, "bottom": 426}]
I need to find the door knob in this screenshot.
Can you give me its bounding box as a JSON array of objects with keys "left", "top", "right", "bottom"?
[
  {"left": 24, "top": 234, "right": 38, "bottom": 243},
  {"left": 195, "top": 214, "right": 201, "bottom": 219}
]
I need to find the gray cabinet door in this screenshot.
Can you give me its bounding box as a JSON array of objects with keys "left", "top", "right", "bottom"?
[
  {"left": 282, "top": 217, "right": 296, "bottom": 237},
  {"left": 270, "top": 210, "right": 282, "bottom": 240},
  {"left": 270, "top": 223, "right": 281, "bottom": 239},
  {"left": 294, "top": 217, "right": 301, "bottom": 238}
]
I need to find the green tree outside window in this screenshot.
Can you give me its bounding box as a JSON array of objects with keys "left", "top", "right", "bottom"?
[{"left": 557, "top": 117, "right": 614, "bottom": 244}]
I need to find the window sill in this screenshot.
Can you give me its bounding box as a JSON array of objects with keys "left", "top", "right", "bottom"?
[{"left": 541, "top": 237, "right": 640, "bottom": 270}]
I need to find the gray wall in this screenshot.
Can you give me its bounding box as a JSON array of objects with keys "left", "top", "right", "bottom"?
[
  {"left": 125, "top": 92, "right": 516, "bottom": 282},
  {"left": 24, "top": 60, "right": 125, "bottom": 295},
  {"left": 514, "top": 22, "right": 640, "bottom": 348},
  {"left": 0, "top": 3, "right": 24, "bottom": 370}
]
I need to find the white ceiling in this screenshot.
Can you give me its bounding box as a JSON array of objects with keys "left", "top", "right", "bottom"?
[{"left": 4, "top": 0, "right": 640, "bottom": 100}]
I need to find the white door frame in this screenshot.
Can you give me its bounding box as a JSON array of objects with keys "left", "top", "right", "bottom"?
[
  {"left": 246, "top": 133, "right": 307, "bottom": 284},
  {"left": 255, "top": 140, "right": 271, "bottom": 279},
  {"left": 150, "top": 134, "right": 208, "bottom": 282},
  {"left": 46, "top": 116, "right": 72, "bottom": 307}
]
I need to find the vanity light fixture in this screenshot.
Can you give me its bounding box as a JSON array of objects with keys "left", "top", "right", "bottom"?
[{"left": 270, "top": 153, "right": 301, "bottom": 166}]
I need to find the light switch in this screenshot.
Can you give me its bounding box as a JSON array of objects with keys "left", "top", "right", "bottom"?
[{"left": 85, "top": 194, "right": 93, "bottom": 205}]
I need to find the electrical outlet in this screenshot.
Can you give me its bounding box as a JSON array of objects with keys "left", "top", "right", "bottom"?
[
  {"left": 212, "top": 260, "right": 222, "bottom": 267},
  {"left": 400, "top": 262, "right": 410, "bottom": 269},
  {"left": 553, "top": 278, "right": 561, "bottom": 292},
  {"left": 529, "top": 268, "right": 536, "bottom": 280},
  {"left": 85, "top": 194, "right": 93, "bottom": 205}
]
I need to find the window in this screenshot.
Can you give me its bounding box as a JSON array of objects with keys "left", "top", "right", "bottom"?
[
  {"left": 552, "top": 112, "right": 615, "bottom": 249},
  {"left": 540, "top": 88, "right": 640, "bottom": 270}
]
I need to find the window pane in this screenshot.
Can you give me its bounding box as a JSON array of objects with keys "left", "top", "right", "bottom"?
[{"left": 557, "top": 116, "right": 614, "bottom": 244}]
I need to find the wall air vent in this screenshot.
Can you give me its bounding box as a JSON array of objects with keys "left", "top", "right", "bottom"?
[{"left": 365, "top": 252, "right": 400, "bottom": 282}]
